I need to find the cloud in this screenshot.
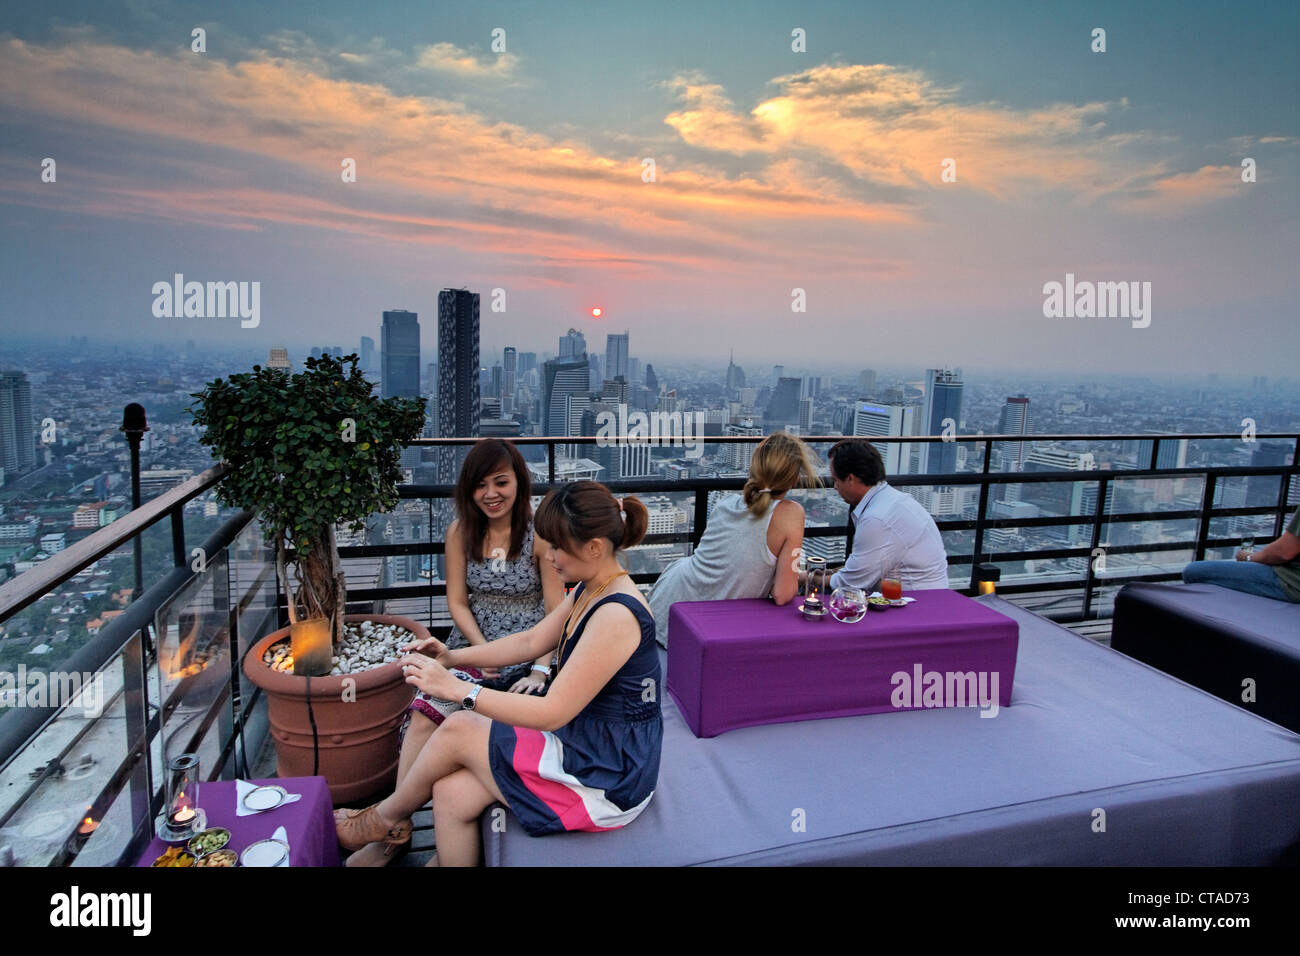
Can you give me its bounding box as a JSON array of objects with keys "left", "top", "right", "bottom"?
[
  {"left": 1111, "top": 164, "right": 1243, "bottom": 214},
  {"left": 414, "top": 41, "right": 520, "bottom": 81},
  {"left": 0, "top": 35, "right": 912, "bottom": 287},
  {"left": 663, "top": 63, "right": 1184, "bottom": 205}
]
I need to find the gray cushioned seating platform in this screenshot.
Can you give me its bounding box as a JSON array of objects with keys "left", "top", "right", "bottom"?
[
  {"left": 481, "top": 596, "right": 1300, "bottom": 865},
  {"left": 1112, "top": 582, "right": 1300, "bottom": 733}
]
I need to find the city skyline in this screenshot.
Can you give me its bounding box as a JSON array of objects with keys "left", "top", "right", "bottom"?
[{"left": 1, "top": 1, "right": 1297, "bottom": 374}]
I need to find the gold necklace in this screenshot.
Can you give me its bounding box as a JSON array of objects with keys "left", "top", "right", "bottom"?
[{"left": 552, "top": 570, "right": 628, "bottom": 676}]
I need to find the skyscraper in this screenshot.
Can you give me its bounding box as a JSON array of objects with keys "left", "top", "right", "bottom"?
[
  {"left": 645, "top": 364, "right": 658, "bottom": 392},
  {"left": 437, "top": 291, "right": 480, "bottom": 482},
  {"left": 559, "top": 328, "right": 586, "bottom": 359},
  {"left": 852, "top": 400, "right": 919, "bottom": 475},
  {"left": 0, "top": 371, "right": 35, "bottom": 477},
  {"left": 381, "top": 309, "right": 421, "bottom": 399},
  {"left": 920, "top": 368, "right": 964, "bottom": 474},
  {"left": 503, "top": 347, "right": 517, "bottom": 416},
  {"left": 542, "top": 356, "right": 590, "bottom": 436},
  {"left": 605, "top": 332, "right": 629, "bottom": 382},
  {"left": 997, "top": 395, "right": 1033, "bottom": 472},
  {"left": 267, "top": 346, "right": 291, "bottom": 370},
  {"left": 857, "top": 369, "right": 877, "bottom": 398},
  {"left": 765, "top": 377, "right": 803, "bottom": 429},
  {"left": 360, "top": 335, "right": 376, "bottom": 373},
  {"left": 725, "top": 352, "right": 746, "bottom": 391}
]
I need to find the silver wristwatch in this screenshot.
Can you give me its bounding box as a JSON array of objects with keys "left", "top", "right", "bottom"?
[{"left": 462, "top": 685, "right": 483, "bottom": 711}]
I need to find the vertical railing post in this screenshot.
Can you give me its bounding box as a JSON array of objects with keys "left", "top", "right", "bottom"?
[
  {"left": 170, "top": 505, "right": 187, "bottom": 569},
  {"left": 1081, "top": 478, "right": 1109, "bottom": 620},
  {"left": 692, "top": 488, "right": 709, "bottom": 549},
  {"left": 547, "top": 440, "right": 556, "bottom": 484},
  {"left": 969, "top": 440, "right": 993, "bottom": 592},
  {"left": 1149, "top": 437, "right": 1160, "bottom": 471},
  {"left": 1195, "top": 474, "right": 1217, "bottom": 562}
]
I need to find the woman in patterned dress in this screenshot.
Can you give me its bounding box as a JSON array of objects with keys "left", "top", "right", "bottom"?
[
  {"left": 345, "top": 439, "right": 563, "bottom": 866},
  {"left": 335, "top": 481, "right": 661, "bottom": 866}
]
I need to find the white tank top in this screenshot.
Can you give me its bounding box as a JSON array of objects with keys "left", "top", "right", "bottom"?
[{"left": 647, "top": 493, "right": 780, "bottom": 647}]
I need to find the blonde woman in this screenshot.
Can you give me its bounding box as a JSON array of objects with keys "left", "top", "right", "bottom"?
[{"left": 648, "top": 431, "right": 821, "bottom": 646}]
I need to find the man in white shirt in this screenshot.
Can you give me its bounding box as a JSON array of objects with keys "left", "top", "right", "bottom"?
[{"left": 824, "top": 439, "right": 950, "bottom": 592}]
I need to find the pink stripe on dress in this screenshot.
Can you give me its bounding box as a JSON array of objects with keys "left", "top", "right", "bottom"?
[{"left": 511, "top": 728, "right": 599, "bottom": 831}]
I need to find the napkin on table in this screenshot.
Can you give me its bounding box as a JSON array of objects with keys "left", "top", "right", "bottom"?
[
  {"left": 272, "top": 825, "right": 290, "bottom": 867},
  {"left": 235, "top": 779, "right": 302, "bottom": 817}
]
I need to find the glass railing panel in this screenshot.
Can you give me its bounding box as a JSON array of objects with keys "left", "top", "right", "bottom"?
[
  {"left": 0, "top": 631, "right": 142, "bottom": 867},
  {"left": 1098, "top": 517, "right": 1199, "bottom": 550},
  {"left": 1107, "top": 475, "right": 1205, "bottom": 514},
  {"left": 1207, "top": 513, "right": 1280, "bottom": 542},
  {"left": 154, "top": 549, "right": 233, "bottom": 780}
]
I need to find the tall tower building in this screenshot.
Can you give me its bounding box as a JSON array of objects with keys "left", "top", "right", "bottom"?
[
  {"left": 360, "top": 335, "right": 376, "bottom": 373},
  {"left": 798, "top": 397, "right": 814, "bottom": 434},
  {"left": 381, "top": 309, "right": 421, "bottom": 399},
  {"left": 852, "top": 400, "right": 919, "bottom": 475},
  {"left": 765, "top": 377, "right": 803, "bottom": 430},
  {"left": 542, "top": 356, "right": 590, "bottom": 436},
  {"left": 0, "top": 371, "right": 35, "bottom": 477},
  {"left": 559, "top": 328, "right": 586, "bottom": 359},
  {"left": 997, "top": 395, "right": 1033, "bottom": 472},
  {"left": 503, "top": 347, "right": 518, "bottom": 416},
  {"left": 920, "top": 368, "right": 964, "bottom": 474},
  {"left": 604, "top": 332, "right": 629, "bottom": 382},
  {"left": 857, "top": 368, "right": 877, "bottom": 398},
  {"left": 267, "top": 346, "right": 291, "bottom": 370},
  {"left": 437, "top": 291, "right": 480, "bottom": 482},
  {"left": 725, "top": 352, "right": 747, "bottom": 391}
]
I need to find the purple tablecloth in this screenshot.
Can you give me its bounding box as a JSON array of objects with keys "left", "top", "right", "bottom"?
[
  {"left": 667, "top": 589, "right": 1018, "bottom": 737},
  {"left": 136, "top": 776, "right": 341, "bottom": 867}
]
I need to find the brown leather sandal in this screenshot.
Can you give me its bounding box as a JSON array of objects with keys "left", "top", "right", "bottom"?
[{"left": 334, "top": 805, "right": 413, "bottom": 851}]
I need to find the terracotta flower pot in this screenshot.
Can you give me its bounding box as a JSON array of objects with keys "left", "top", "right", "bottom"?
[{"left": 242, "top": 614, "right": 423, "bottom": 803}]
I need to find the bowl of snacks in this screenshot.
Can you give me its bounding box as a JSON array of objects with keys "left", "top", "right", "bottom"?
[
  {"left": 152, "top": 846, "right": 195, "bottom": 867},
  {"left": 194, "top": 848, "right": 237, "bottom": 867},
  {"left": 188, "top": 827, "right": 231, "bottom": 858}
]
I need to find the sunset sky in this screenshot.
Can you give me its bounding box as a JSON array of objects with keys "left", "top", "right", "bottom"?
[{"left": 1, "top": 0, "right": 1296, "bottom": 375}]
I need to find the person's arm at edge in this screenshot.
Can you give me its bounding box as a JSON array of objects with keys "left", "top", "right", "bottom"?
[
  {"left": 444, "top": 521, "right": 489, "bottom": 646},
  {"left": 1246, "top": 529, "right": 1300, "bottom": 565}
]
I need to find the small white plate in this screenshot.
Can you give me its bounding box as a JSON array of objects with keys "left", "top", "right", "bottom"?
[
  {"left": 242, "top": 785, "right": 287, "bottom": 812},
  {"left": 240, "top": 838, "right": 289, "bottom": 867}
]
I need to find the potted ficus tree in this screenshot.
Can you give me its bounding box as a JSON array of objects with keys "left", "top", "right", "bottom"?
[{"left": 189, "top": 353, "right": 428, "bottom": 801}]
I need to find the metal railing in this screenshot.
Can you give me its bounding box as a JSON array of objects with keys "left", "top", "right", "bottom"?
[{"left": 0, "top": 429, "right": 1295, "bottom": 865}]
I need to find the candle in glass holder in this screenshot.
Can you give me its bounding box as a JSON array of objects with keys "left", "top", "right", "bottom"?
[
  {"left": 77, "top": 813, "right": 100, "bottom": 836},
  {"left": 164, "top": 754, "right": 201, "bottom": 829}
]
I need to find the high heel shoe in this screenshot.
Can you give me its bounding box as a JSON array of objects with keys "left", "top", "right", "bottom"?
[{"left": 334, "top": 805, "right": 413, "bottom": 851}]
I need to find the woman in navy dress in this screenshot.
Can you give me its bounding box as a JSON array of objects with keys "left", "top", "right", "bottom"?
[{"left": 335, "top": 481, "right": 662, "bottom": 865}]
